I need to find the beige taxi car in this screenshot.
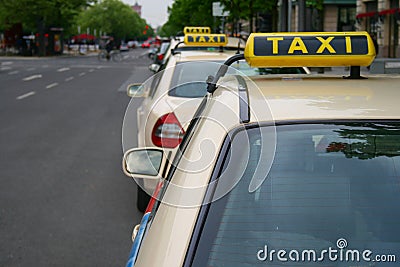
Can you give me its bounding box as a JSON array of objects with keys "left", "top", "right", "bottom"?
[
  {"left": 125, "top": 32, "right": 249, "bottom": 211},
  {"left": 125, "top": 30, "right": 310, "bottom": 211},
  {"left": 124, "top": 31, "right": 400, "bottom": 266}
]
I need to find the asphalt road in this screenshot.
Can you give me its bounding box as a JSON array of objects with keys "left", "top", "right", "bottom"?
[{"left": 0, "top": 49, "right": 153, "bottom": 266}]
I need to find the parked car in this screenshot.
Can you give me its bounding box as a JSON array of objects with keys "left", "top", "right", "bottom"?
[
  {"left": 123, "top": 32, "right": 400, "bottom": 267},
  {"left": 141, "top": 41, "right": 151, "bottom": 48},
  {"left": 146, "top": 48, "right": 157, "bottom": 60},
  {"left": 126, "top": 30, "right": 311, "bottom": 212},
  {"left": 153, "top": 41, "right": 171, "bottom": 65},
  {"left": 120, "top": 42, "right": 129, "bottom": 52},
  {"left": 128, "top": 41, "right": 139, "bottom": 49},
  {"left": 127, "top": 37, "right": 243, "bottom": 211}
]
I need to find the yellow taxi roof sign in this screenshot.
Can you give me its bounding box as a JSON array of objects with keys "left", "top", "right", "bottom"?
[
  {"left": 184, "top": 34, "right": 227, "bottom": 47},
  {"left": 244, "top": 32, "right": 376, "bottom": 67},
  {"left": 183, "top": 26, "right": 211, "bottom": 34}
]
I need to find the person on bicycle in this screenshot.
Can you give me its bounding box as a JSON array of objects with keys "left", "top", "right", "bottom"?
[{"left": 105, "top": 37, "right": 115, "bottom": 60}]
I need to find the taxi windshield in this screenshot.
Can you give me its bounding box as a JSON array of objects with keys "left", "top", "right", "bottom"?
[{"left": 192, "top": 121, "right": 400, "bottom": 266}]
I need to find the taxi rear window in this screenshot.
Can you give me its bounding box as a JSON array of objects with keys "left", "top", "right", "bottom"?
[
  {"left": 191, "top": 121, "right": 400, "bottom": 266},
  {"left": 168, "top": 61, "right": 306, "bottom": 98},
  {"left": 168, "top": 61, "right": 222, "bottom": 98}
]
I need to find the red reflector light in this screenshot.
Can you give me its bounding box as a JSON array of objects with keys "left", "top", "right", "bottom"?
[
  {"left": 145, "top": 180, "right": 164, "bottom": 213},
  {"left": 152, "top": 113, "right": 185, "bottom": 148},
  {"left": 157, "top": 54, "right": 164, "bottom": 61}
]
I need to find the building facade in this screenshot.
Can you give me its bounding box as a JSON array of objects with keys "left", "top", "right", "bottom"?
[
  {"left": 278, "top": 0, "right": 399, "bottom": 57},
  {"left": 355, "top": 0, "right": 399, "bottom": 57},
  {"left": 132, "top": 1, "right": 142, "bottom": 17}
]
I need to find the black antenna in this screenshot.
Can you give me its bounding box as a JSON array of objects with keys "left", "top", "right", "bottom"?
[
  {"left": 171, "top": 41, "right": 184, "bottom": 55},
  {"left": 207, "top": 54, "right": 245, "bottom": 93}
]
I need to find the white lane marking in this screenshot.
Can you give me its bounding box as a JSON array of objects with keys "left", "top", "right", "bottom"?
[
  {"left": 1, "top": 66, "right": 12, "bottom": 71},
  {"left": 23, "top": 74, "right": 42, "bottom": 81},
  {"left": 16, "top": 91, "right": 36, "bottom": 100},
  {"left": 65, "top": 76, "right": 74, "bottom": 82},
  {"left": 1, "top": 61, "right": 13, "bottom": 66},
  {"left": 46, "top": 83, "right": 59, "bottom": 89},
  {"left": 78, "top": 72, "right": 86, "bottom": 76},
  {"left": 27, "top": 67, "right": 36, "bottom": 71},
  {"left": 57, "top": 67, "right": 70, "bottom": 72},
  {"left": 8, "top": 70, "right": 19, "bottom": 75},
  {"left": 88, "top": 69, "right": 94, "bottom": 72}
]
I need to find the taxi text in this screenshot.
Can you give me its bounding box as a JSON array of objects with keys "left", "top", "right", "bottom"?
[
  {"left": 183, "top": 27, "right": 211, "bottom": 34},
  {"left": 253, "top": 35, "right": 369, "bottom": 56},
  {"left": 185, "top": 34, "right": 227, "bottom": 44}
]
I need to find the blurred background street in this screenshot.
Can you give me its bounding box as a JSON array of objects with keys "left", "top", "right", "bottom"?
[{"left": 0, "top": 49, "right": 151, "bottom": 266}]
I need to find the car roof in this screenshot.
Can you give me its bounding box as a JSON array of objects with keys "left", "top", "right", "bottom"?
[
  {"left": 215, "top": 74, "right": 400, "bottom": 123},
  {"left": 205, "top": 30, "right": 400, "bottom": 123}
]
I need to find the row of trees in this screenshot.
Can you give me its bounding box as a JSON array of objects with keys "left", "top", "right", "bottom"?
[
  {"left": 0, "top": 0, "right": 90, "bottom": 35},
  {"left": 158, "top": 0, "right": 278, "bottom": 37},
  {"left": 76, "top": 0, "right": 154, "bottom": 41},
  {"left": 0, "top": 0, "right": 154, "bottom": 54}
]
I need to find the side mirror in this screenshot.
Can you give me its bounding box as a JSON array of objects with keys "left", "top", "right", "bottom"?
[
  {"left": 148, "top": 63, "right": 160, "bottom": 73},
  {"left": 127, "top": 83, "right": 144, "bottom": 97},
  {"left": 122, "top": 148, "right": 165, "bottom": 179}
]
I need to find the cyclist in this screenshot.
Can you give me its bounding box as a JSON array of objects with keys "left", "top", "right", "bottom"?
[{"left": 105, "top": 37, "right": 115, "bottom": 60}]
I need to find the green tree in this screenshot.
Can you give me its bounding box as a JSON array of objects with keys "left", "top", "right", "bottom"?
[
  {"left": 139, "top": 19, "right": 155, "bottom": 41},
  {"left": 159, "top": 0, "right": 216, "bottom": 37},
  {"left": 76, "top": 0, "right": 153, "bottom": 41},
  {"left": 159, "top": 0, "right": 278, "bottom": 36},
  {"left": 0, "top": 0, "right": 91, "bottom": 33},
  {"left": 327, "top": 123, "right": 400, "bottom": 160},
  {"left": 0, "top": 0, "right": 91, "bottom": 55},
  {"left": 220, "top": 0, "right": 277, "bottom": 33}
]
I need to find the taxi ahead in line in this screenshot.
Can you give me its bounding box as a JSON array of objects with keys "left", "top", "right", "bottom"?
[
  {"left": 124, "top": 31, "right": 400, "bottom": 266},
  {"left": 125, "top": 30, "right": 247, "bottom": 211},
  {"left": 125, "top": 28, "right": 309, "bottom": 211}
]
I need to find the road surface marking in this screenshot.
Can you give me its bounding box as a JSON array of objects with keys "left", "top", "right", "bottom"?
[
  {"left": 1, "top": 66, "right": 12, "bottom": 71},
  {"left": 1, "top": 61, "right": 13, "bottom": 66},
  {"left": 16, "top": 91, "right": 36, "bottom": 100},
  {"left": 8, "top": 70, "right": 19, "bottom": 75},
  {"left": 46, "top": 83, "right": 59, "bottom": 89},
  {"left": 27, "top": 67, "right": 36, "bottom": 71},
  {"left": 65, "top": 76, "right": 74, "bottom": 82},
  {"left": 57, "top": 67, "right": 70, "bottom": 72},
  {"left": 88, "top": 69, "right": 94, "bottom": 72},
  {"left": 23, "top": 74, "right": 42, "bottom": 81},
  {"left": 79, "top": 72, "right": 86, "bottom": 76}
]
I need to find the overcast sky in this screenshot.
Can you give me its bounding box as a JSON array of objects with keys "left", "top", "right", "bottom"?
[{"left": 122, "top": 0, "right": 175, "bottom": 28}]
